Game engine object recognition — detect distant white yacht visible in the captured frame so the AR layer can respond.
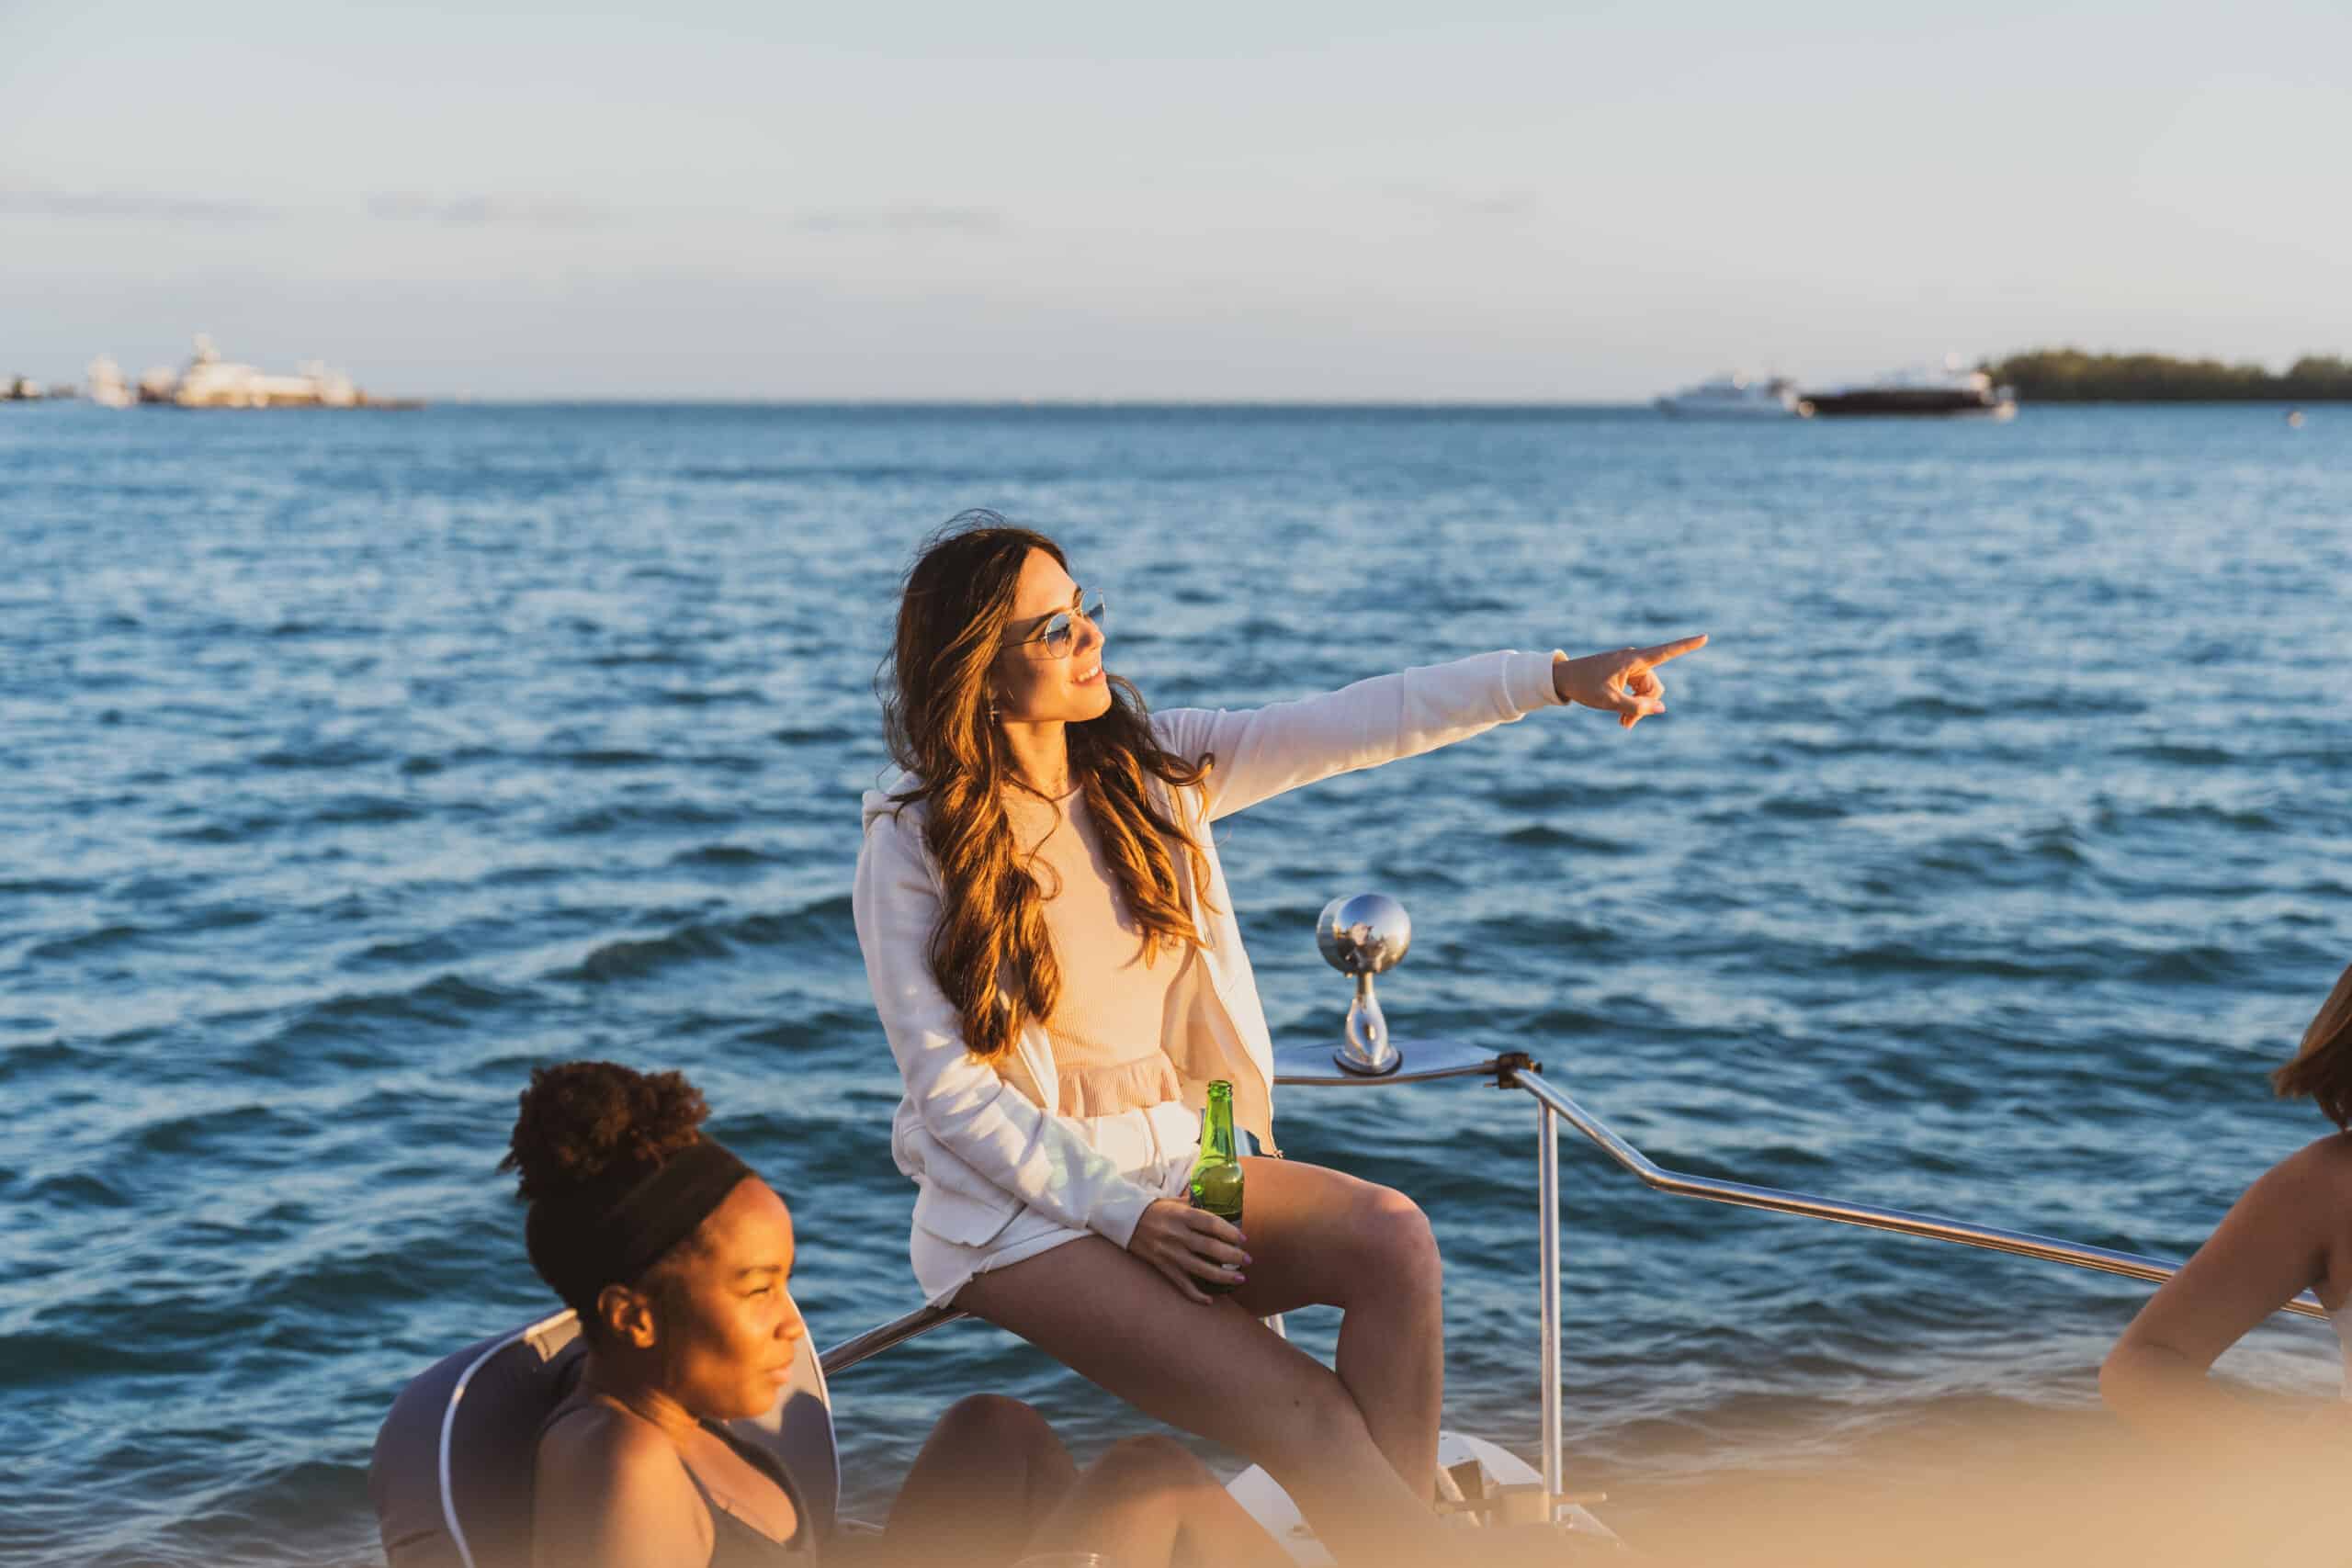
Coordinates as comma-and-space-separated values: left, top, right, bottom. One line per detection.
166, 333, 360, 409
1654, 371, 1813, 419
85, 356, 132, 410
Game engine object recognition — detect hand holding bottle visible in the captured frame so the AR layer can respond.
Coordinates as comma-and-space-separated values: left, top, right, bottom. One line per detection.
1127, 1198, 1249, 1305
1128, 1079, 1253, 1303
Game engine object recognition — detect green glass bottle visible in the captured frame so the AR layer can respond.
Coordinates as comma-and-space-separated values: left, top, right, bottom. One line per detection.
1188, 1079, 1245, 1296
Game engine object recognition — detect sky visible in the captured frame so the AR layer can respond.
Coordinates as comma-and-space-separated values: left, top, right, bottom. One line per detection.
4, 0, 2348, 400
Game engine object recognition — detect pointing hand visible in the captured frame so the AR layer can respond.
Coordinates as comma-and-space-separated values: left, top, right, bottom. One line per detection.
1552, 635, 1709, 728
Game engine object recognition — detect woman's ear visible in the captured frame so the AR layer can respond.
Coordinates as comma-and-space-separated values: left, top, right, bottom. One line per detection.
596, 1283, 660, 1349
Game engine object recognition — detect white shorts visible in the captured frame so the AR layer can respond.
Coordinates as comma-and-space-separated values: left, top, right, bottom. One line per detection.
910, 1142, 1198, 1308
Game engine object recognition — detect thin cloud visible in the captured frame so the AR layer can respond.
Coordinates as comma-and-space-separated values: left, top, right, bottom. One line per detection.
787, 205, 1003, 235
366, 193, 612, 228
0, 186, 282, 222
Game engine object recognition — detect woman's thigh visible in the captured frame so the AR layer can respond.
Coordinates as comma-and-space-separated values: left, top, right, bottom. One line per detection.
953, 1235, 1341, 1455
956, 1235, 1453, 1568
1223, 1156, 1436, 1319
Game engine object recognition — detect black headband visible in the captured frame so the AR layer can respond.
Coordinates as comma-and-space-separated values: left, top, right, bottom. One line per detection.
526, 1139, 754, 1317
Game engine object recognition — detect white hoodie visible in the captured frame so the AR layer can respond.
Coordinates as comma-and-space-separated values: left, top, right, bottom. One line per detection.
853, 649, 1567, 1255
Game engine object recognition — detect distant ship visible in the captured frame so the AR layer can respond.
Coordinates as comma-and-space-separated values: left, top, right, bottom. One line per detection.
1802, 359, 2018, 419
157, 333, 360, 408
121, 334, 420, 410
86, 356, 132, 410
1655, 372, 1813, 419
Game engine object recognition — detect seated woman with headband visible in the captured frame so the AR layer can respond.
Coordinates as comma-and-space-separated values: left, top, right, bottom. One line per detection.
509, 1059, 1286, 1568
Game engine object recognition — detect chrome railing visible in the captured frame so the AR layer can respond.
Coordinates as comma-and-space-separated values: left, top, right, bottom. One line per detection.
819, 1303, 967, 1376
820, 897, 2324, 1516
1510, 1066, 2327, 1316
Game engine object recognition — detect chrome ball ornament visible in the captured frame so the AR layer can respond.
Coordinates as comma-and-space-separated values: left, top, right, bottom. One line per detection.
1317, 893, 1412, 976
1317, 893, 1411, 1075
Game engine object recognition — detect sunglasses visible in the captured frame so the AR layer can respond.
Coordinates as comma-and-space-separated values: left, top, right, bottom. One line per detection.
1004, 589, 1107, 659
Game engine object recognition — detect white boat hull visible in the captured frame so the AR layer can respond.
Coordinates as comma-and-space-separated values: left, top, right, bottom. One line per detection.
1225, 1428, 1623, 1562
1655, 396, 1810, 418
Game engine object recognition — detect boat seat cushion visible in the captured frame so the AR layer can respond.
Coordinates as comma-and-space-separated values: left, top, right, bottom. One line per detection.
371, 1315, 587, 1568
369, 1312, 839, 1567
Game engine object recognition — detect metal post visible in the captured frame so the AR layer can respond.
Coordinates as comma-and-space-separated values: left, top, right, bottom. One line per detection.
1538, 1096, 1562, 1507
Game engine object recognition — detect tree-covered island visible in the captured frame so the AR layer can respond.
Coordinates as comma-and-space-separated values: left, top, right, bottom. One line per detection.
1984, 348, 2352, 401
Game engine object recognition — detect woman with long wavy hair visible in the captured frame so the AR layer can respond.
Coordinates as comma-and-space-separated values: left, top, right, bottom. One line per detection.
853, 511, 1705, 1562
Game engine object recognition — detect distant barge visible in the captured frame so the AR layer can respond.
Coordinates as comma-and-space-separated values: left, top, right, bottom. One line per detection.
1803, 362, 2017, 419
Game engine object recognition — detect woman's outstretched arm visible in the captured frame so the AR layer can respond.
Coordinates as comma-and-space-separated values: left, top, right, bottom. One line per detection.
1154, 638, 1703, 823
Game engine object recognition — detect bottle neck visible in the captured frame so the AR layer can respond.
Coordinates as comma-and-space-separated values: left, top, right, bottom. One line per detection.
1199, 1088, 1238, 1161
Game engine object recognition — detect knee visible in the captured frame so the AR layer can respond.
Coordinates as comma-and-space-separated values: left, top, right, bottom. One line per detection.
1093, 1434, 1214, 1493
931, 1393, 1057, 1456
1359, 1186, 1441, 1288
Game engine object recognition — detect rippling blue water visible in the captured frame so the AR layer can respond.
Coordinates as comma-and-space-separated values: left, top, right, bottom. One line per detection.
3, 401, 2346, 1565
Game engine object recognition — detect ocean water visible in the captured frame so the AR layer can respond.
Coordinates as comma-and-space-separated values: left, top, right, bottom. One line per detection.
2, 401, 2346, 1566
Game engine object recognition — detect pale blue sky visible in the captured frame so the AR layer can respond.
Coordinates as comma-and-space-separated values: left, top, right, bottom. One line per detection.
5, 1, 2346, 399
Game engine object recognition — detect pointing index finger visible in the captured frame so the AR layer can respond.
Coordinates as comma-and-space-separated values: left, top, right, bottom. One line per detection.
1632, 633, 1709, 667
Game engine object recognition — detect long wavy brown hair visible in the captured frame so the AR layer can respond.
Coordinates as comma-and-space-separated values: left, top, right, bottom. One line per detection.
880, 512, 1215, 1063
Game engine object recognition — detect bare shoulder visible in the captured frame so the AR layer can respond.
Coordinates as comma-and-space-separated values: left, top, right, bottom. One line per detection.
536, 1404, 700, 1534
2234, 1132, 2352, 1276
541, 1400, 671, 1465
2265, 1131, 2352, 1197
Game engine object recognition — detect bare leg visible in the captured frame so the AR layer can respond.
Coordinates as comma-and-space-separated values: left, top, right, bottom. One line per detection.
884, 1393, 1080, 1565
1019, 1435, 1291, 1568
956, 1236, 1454, 1568
1223, 1158, 1445, 1502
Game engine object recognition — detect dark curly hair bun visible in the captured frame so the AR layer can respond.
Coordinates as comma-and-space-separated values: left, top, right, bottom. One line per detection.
501, 1060, 711, 1204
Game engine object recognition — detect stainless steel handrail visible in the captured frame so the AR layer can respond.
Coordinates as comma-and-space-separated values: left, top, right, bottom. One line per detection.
821, 1303, 966, 1377
820, 1047, 2323, 1421
1507, 1068, 2329, 1321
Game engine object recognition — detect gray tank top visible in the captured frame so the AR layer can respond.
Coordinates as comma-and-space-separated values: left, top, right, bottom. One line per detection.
677, 1425, 810, 1568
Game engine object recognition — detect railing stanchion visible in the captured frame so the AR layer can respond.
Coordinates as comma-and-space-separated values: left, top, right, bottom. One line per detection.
1537, 1093, 1563, 1510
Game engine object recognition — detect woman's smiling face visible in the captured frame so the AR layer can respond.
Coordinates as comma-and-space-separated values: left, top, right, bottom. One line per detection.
990, 548, 1110, 727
